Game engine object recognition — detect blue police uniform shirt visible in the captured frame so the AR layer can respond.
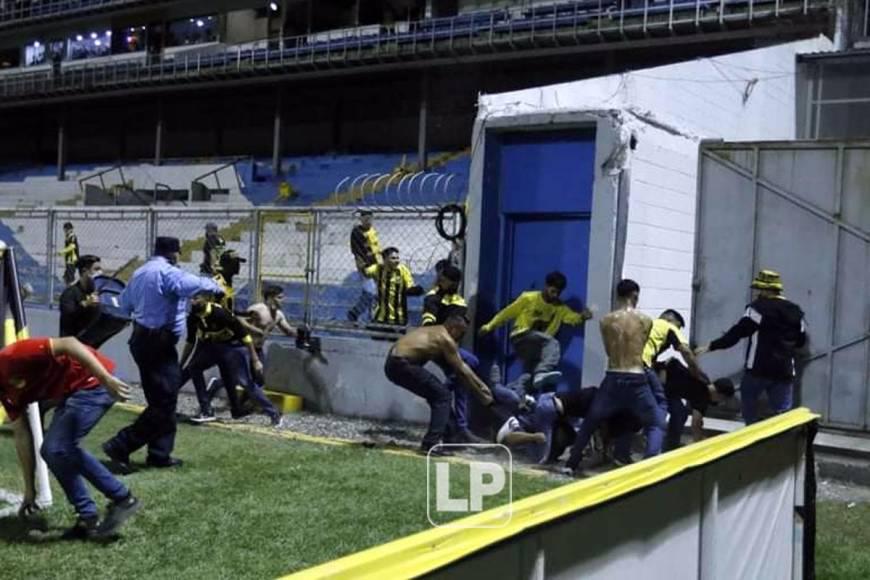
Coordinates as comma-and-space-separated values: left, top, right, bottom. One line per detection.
120, 256, 221, 337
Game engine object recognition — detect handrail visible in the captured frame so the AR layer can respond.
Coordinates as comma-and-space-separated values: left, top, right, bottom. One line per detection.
0, 0, 831, 101
191, 157, 246, 192
78, 163, 124, 194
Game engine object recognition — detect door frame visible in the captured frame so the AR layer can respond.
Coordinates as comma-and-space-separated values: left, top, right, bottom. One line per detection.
464, 112, 628, 387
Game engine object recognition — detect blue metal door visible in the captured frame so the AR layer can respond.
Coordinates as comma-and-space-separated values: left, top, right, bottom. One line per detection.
477, 128, 596, 392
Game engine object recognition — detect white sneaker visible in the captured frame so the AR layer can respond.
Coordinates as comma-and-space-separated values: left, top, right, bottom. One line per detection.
496, 416, 521, 444
532, 371, 562, 389
190, 412, 217, 424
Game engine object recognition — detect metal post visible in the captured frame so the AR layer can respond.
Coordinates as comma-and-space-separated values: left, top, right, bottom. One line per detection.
251, 209, 262, 302
155, 99, 164, 166
272, 88, 283, 177
56, 117, 66, 181
418, 70, 430, 171
698, 475, 718, 579
45, 210, 55, 306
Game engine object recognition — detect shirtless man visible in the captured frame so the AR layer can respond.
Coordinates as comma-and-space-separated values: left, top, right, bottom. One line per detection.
384, 315, 493, 455
209, 285, 297, 411
563, 279, 666, 475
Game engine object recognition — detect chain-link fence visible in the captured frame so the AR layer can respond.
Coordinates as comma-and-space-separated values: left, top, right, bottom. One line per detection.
0, 205, 460, 336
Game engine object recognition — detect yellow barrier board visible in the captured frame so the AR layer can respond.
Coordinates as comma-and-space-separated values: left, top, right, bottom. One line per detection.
282, 408, 818, 580
232, 387, 303, 413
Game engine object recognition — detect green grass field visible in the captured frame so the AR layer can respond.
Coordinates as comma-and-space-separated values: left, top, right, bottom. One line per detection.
0, 408, 557, 579
817, 502, 870, 580
2, 408, 869, 579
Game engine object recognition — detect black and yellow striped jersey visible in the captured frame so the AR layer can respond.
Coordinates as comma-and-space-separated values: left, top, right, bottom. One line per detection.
421, 288, 467, 326
364, 263, 423, 325
350, 225, 382, 271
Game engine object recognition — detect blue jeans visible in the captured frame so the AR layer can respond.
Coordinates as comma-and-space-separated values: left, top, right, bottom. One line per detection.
445, 348, 477, 433
203, 342, 280, 421
740, 373, 793, 424
614, 369, 668, 460
42, 387, 129, 518
567, 372, 666, 469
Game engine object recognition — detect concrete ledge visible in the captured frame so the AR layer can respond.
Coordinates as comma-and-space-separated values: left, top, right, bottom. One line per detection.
264, 338, 430, 424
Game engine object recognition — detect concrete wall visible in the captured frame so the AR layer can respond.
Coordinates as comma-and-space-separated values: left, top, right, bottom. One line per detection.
474, 36, 834, 334
265, 338, 429, 422
225, 9, 268, 44
25, 305, 429, 423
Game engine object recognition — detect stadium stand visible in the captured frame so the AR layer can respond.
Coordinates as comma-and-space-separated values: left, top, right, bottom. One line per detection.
0, 0, 827, 100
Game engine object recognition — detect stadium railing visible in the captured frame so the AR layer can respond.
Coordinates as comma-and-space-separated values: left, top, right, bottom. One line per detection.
0, 0, 830, 100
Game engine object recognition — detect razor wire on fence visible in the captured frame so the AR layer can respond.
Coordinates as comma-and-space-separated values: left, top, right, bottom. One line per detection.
0, 205, 462, 337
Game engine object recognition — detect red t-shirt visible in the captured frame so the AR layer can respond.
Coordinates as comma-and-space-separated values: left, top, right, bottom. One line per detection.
0, 338, 115, 421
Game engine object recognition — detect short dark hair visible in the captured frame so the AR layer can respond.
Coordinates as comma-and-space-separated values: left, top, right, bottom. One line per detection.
441, 265, 462, 283
382, 247, 399, 259
616, 279, 640, 298
714, 378, 736, 398
63, 222, 74, 230
660, 309, 686, 328
545, 271, 567, 291
263, 285, 283, 300
357, 209, 373, 217
75, 255, 100, 273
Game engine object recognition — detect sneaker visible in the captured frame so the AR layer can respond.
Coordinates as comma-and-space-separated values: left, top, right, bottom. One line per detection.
270, 414, 285, 429
101, 442, 132, 475
496, 417, 521, 444
190, 412, 217, 424
559, 465, 582, 478
145, 456, 184, 469
61, 515, 99, 540
95, 495, 141, 538
450, 430, 488, 445
613, 454, 634, 467
532, 371, 562, 389
420, 444, 453, 457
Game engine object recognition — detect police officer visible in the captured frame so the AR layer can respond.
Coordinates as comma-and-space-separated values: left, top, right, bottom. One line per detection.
102, 237, 221, 470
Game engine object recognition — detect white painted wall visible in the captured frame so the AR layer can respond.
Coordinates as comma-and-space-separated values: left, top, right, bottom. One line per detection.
474, 36, 833, 333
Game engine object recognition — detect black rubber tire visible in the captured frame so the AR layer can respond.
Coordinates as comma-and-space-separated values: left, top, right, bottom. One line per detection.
436, 203, 466, 241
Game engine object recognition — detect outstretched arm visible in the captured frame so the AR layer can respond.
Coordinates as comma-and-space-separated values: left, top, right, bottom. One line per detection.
50, 337, 131, 401
440, 334, 492, 405
480, 294, 527, 334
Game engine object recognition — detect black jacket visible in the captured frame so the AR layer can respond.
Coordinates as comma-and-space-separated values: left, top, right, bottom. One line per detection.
710, 296, 806, 381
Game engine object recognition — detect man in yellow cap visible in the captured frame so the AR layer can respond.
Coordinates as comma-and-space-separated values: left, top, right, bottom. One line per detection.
695, 270, 806, 424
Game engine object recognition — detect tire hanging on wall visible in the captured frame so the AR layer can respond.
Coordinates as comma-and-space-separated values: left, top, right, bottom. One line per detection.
435, 203, 467, 242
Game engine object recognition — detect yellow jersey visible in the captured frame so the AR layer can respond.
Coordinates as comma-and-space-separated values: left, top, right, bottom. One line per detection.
642, 318, 688, 368
483, 291, 588, 338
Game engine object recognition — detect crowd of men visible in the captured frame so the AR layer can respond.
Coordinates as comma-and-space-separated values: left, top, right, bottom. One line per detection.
0, 212, 807, 540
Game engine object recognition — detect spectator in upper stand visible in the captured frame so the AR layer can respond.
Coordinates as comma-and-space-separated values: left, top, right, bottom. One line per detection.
347, 210, 382, 323
695, 269, 807, 425
479, 271, 593, 395
59, 254, 102, 342
200, 222, 225, 276
59, 222, 80, 286
366, 247, 424, 327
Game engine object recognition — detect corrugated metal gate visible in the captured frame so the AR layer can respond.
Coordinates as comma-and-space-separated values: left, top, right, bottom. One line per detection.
692, 141, 870, 431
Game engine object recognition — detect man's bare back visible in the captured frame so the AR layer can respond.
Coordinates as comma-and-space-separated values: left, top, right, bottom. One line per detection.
600, 308, 652, 373
391, 325, 454, 363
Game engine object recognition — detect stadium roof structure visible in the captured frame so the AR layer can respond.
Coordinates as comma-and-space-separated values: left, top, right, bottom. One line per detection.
0, 0, 832, 109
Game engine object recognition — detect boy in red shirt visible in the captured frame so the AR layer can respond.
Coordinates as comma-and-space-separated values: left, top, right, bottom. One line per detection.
0, 337, 140, 539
